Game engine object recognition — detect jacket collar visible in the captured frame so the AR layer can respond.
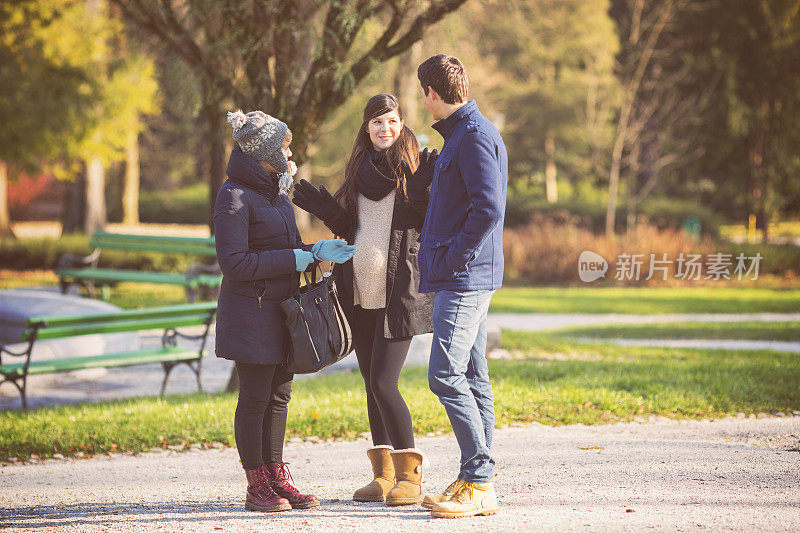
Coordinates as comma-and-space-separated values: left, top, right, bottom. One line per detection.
432, 99, 479, 139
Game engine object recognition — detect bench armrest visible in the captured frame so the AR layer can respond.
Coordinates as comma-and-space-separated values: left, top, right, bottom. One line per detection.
185, 262, 221, 279
57, 248, 101, 271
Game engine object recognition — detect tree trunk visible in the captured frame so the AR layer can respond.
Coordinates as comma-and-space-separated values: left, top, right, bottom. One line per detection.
606, 138, 624, 240
61, 171, 86, 234
122, 130, 140, 226
293, 161, 312, 234
204, 101, 227, 234
84, 155, 107, 234
606, 0, 676, 241
0, 160, 13, 238
544, 127, 558, 203
626, 141, 641, 238
393, 41, 423, 128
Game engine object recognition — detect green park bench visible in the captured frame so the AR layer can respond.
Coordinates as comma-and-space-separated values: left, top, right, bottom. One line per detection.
0, 302, 217, 410
56, 231, 221, 302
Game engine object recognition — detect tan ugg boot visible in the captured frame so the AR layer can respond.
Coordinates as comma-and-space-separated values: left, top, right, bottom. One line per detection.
430, 481, 499, 518
385, 449, 424, 506
353, 446, 395, 502
421, 478, 464, 509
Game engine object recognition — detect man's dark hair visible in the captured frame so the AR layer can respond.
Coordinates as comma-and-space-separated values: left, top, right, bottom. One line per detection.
417, 54, 469, 104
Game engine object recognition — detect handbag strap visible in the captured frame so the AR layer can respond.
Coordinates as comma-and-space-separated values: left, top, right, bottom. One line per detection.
327, 234, 349, 275
302, 265, 324, 287
329, 280, 353, 356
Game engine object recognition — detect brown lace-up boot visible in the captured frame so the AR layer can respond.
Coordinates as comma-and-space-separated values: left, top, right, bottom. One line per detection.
244, 467, 292, 512
264, 462, 320, 509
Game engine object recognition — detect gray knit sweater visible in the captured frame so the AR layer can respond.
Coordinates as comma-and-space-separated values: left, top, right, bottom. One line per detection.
352, 190, 395, 309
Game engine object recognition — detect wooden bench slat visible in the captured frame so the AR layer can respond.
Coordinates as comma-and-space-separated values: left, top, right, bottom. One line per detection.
27, 315, 213, 341
26, 303, 218, 328
87, 242, 217, 256
91, 231, 215, 245
57, 268, 221, 287
0, 346, 198, 378
89, 232, 217, 257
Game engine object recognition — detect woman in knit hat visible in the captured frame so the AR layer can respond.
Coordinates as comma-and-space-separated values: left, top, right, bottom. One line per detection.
292, 93, 439, 506
215, 109, 356, 513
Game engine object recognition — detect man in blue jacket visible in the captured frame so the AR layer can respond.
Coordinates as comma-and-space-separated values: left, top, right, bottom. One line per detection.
411, 54, 508, 519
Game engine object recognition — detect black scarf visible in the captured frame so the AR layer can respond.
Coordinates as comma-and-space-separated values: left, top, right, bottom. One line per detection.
225, 144, 279, 200
356, 149, 398, 201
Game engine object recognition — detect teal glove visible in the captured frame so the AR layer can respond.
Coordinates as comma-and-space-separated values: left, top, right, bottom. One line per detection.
293, 249, 315, 271
313, 238, 356, 264
311, 239, 325, 259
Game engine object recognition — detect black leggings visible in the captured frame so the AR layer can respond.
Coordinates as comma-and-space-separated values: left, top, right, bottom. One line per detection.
352, 306, 415, 450
234, 361, 293, 470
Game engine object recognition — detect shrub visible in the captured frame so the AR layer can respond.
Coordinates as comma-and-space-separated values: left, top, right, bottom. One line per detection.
139, 184, 208, 224
502, 215, 759, 285
505, 194, 721, 238
0, 234, 209, 272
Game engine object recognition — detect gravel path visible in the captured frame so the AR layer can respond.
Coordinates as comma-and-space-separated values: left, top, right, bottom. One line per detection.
2, 416, 799, 532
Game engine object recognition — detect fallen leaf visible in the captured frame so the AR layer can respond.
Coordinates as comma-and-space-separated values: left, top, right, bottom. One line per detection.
578, 445, 604, 450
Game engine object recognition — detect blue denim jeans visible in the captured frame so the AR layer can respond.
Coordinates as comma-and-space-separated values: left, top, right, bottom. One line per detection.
428, 289, 496, 483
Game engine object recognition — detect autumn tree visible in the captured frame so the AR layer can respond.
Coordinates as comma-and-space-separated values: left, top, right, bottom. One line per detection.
111, 0, 469, 228
0, 0, 94, 236
471, 0, 619, 204
710, 1, 800, 240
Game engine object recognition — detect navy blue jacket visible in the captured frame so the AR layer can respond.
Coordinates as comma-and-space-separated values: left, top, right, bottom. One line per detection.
214, 146, 314, 365
416, 100, 508, 293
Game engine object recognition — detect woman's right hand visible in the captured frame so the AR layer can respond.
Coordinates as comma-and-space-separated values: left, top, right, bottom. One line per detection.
292, 179, 343, 224
293, 249, 315, 272
408, 148, 438, 195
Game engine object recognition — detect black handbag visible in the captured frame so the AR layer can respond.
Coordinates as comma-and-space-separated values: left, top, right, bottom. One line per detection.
280, 267, 353, 374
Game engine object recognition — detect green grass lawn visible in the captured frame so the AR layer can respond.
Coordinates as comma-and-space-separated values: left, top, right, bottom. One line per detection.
545, 321, 800, 341
490, 286, 800, 314
3, 332, 798, 461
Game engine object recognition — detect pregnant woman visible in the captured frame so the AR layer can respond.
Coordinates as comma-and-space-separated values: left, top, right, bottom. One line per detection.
292, 93, 438, 506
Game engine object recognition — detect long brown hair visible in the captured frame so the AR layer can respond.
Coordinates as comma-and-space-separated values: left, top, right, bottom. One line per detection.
335, 93, 420, 217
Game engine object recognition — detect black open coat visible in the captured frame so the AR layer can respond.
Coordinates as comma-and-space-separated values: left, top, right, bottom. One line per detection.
322, 164, 433, 340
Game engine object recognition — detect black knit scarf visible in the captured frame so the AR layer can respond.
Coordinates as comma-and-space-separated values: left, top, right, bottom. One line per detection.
225, 144, 279, 200
356, 149, 397, 201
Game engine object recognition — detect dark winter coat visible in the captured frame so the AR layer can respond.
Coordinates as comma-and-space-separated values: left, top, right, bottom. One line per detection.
319, 154, 434, 340
214, 145, 315, 365
416, 100, 508, 293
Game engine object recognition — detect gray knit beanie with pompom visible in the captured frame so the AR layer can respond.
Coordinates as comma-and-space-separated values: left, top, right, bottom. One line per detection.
227, 110, 289, 173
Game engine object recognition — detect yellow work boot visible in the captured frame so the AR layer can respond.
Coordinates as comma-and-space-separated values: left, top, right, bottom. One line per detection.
353, 445, 395, 502
430, 481, 499, 518
385, 449, 424, 506
421, 478, 464, 509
